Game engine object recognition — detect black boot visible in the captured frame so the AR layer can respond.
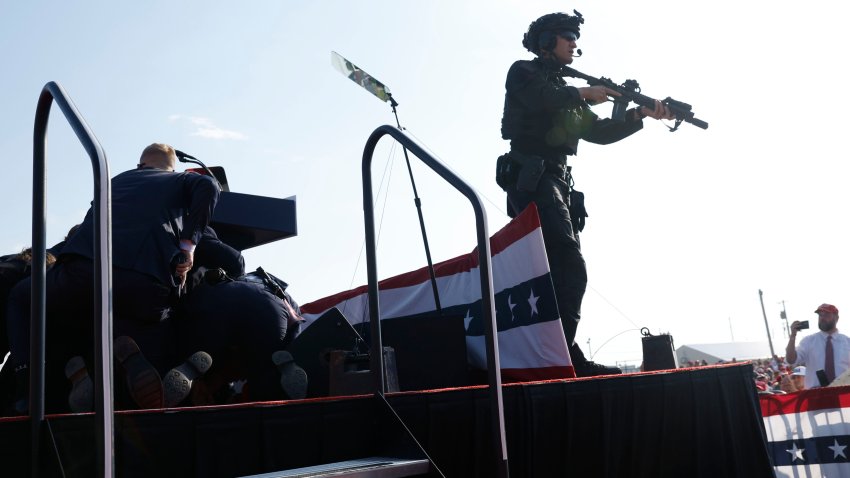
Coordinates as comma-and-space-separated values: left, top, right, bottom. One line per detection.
569, 343, 622, 377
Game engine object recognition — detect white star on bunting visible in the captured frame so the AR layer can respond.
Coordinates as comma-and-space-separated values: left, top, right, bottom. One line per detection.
528, 289, 539, 317
508, 295, 517, 321
829, 439, 847, 459
464, 309, 474, 331
786, 443, 805, 462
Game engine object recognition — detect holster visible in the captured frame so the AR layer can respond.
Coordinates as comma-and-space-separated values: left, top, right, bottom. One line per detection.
515, 155, 546, 192
497, 151, 547, 192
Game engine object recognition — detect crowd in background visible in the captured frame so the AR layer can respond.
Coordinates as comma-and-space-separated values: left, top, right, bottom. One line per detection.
679, 355, 808, 395
748, 356, 808, 395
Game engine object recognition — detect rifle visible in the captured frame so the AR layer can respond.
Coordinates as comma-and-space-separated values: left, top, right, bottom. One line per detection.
561, 66, 708, 132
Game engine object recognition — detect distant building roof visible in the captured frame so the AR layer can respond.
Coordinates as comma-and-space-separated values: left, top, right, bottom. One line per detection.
676, 341, 771, 364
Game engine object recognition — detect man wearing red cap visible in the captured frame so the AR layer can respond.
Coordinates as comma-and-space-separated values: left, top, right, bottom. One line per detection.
786, 303, 850, 389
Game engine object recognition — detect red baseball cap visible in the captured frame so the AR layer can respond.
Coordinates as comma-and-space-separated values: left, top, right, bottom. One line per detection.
815, 303, 839, 314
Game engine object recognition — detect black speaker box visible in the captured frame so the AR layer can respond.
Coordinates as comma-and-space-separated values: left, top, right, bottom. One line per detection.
642, 333, 678, 372
356, 313, 469, 392
288, 307, 364, 398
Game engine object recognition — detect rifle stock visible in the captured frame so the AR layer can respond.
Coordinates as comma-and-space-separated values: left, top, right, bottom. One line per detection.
561, 66, 708, 131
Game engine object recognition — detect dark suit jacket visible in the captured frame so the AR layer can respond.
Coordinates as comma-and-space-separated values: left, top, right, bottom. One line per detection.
195, 226, 245, 279
62, 168, 219, 288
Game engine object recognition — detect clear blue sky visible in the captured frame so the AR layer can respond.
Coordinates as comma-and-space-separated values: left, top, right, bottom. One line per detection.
2, 1, 848, 367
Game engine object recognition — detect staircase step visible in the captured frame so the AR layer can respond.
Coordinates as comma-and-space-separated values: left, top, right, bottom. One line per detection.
238, 457, 430, 478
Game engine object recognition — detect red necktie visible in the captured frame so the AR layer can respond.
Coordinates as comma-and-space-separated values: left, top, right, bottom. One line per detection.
825, 335, 835, 384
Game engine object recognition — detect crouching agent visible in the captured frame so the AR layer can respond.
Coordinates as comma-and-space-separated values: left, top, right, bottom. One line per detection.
176, 267, 307, 404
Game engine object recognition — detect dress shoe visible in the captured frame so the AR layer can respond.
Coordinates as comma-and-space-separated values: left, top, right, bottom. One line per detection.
271, 351, 308, 400
65, 356, 93, 413
114, 335, 164, 409
163, 351, 212, 408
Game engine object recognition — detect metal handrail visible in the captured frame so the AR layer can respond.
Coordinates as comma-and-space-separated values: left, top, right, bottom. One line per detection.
361, 125, 509, 478
32, 81, 113, 477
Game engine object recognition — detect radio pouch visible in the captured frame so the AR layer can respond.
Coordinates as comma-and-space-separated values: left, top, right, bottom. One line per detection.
495, 153, 515, 190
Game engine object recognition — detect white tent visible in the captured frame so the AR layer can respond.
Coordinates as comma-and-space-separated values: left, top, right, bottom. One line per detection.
676, 341, 772, 365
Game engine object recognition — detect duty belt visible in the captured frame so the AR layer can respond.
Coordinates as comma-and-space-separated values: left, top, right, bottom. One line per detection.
510, 150, 570, 180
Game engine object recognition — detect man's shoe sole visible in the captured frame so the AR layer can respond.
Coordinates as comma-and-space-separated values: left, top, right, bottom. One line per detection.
163, 351, 212, 408
65, 356, 94, 413
272, 351, 308, 400
114, 336, 164, 409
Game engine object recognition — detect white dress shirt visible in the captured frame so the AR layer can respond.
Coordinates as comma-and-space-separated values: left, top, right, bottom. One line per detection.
794, 329, 850, 389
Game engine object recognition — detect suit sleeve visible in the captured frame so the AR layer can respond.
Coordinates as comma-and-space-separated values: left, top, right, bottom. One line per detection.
195, 226, 246, 277
180, 174, 220, 245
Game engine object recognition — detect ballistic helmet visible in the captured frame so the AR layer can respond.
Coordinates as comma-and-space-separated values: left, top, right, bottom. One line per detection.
523, 10, 584, 55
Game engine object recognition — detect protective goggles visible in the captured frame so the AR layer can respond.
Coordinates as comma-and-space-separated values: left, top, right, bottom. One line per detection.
558, 31, 578, 42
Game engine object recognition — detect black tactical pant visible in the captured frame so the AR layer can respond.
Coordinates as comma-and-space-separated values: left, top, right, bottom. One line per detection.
506, 172, 588, 363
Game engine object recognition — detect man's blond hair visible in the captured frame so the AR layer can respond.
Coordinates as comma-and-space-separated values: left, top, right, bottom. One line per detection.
139, 143, 176, 170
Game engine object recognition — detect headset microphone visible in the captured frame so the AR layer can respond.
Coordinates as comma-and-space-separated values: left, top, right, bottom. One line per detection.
574, 49, 583, 57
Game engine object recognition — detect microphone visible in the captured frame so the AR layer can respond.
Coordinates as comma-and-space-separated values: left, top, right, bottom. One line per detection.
173, 150, 226, 191
574, 49, 583, 57
175, 149, 197, 161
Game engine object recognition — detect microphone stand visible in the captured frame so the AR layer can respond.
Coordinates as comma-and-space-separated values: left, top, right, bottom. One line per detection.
388, 93, 442, 314
175, 150, 224, 191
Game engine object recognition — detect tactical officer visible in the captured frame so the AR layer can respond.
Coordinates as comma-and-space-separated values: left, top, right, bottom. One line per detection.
497, 11, 673, 377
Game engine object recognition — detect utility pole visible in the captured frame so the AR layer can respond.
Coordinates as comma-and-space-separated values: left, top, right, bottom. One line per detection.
779, 300, 790, 338
586, 338, 592, 358
758, 289, 776, 357
728, 317, 734, 341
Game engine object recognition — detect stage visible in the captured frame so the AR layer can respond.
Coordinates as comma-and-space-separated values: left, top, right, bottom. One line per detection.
11, 99, 773, 476
0, 363, 774, 477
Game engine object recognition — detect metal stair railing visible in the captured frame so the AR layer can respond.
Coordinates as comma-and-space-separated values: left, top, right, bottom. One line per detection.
32, 81, 114, 478
361, 125, 509, 478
